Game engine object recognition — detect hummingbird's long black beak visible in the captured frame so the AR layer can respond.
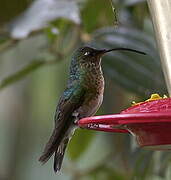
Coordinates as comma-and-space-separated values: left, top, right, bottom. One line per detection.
98, 48, 146, 56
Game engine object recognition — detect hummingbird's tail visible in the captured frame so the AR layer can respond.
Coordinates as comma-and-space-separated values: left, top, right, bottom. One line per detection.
39, 127, 70, 172
54, 138, 69, 172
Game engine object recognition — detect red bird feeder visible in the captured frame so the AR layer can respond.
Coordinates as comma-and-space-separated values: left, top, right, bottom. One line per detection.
78, 94, 171, 150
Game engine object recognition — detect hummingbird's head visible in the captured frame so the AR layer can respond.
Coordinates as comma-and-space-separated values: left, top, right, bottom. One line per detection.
75, 46, 106, 64
72, 46, 146, 72
74, 46, 146, 65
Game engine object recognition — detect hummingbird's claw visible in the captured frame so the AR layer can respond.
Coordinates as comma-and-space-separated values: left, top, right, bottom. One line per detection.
72, 111, 79, 124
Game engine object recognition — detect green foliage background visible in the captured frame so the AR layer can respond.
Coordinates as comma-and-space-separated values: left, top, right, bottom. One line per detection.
0, 0, 170, 180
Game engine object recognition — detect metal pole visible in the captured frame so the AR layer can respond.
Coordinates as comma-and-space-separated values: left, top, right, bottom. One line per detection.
147, 0, 171, 96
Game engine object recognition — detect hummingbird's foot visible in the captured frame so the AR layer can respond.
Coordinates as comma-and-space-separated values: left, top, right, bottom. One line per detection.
72, 112, 79, 124
74, 120, 78, 125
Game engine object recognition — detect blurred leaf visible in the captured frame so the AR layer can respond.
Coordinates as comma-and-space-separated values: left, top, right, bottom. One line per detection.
0, 0, 31, 25
123, 0, 145, 6
132, 151, 154, 179
8, 0, 80, 39
93, 27, 157, 57
0, 60, 47, 90
0, 39, 18, 53
105, 168, 126, 180
88, 165, 126, 180
82, 0, 114, 32
68, 129, 95, 161
91, 27, 167, 97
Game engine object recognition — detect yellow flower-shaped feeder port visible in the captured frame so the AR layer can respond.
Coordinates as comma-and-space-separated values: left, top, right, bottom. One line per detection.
132, 93, 168, 106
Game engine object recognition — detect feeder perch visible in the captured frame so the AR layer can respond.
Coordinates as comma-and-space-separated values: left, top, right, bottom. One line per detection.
78, 95, 171, 150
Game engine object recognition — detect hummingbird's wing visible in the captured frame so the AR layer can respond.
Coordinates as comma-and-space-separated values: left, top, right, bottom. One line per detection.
39, 84, 85, 170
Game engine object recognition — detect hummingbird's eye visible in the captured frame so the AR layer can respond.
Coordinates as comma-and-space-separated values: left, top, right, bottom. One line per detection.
84, 52, 90, 56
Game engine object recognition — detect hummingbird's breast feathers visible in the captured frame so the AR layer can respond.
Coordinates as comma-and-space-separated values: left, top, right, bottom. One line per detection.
83, 65, 104, 95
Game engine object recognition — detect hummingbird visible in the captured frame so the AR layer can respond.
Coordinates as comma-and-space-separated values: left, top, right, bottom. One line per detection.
39, 46, 145, 172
